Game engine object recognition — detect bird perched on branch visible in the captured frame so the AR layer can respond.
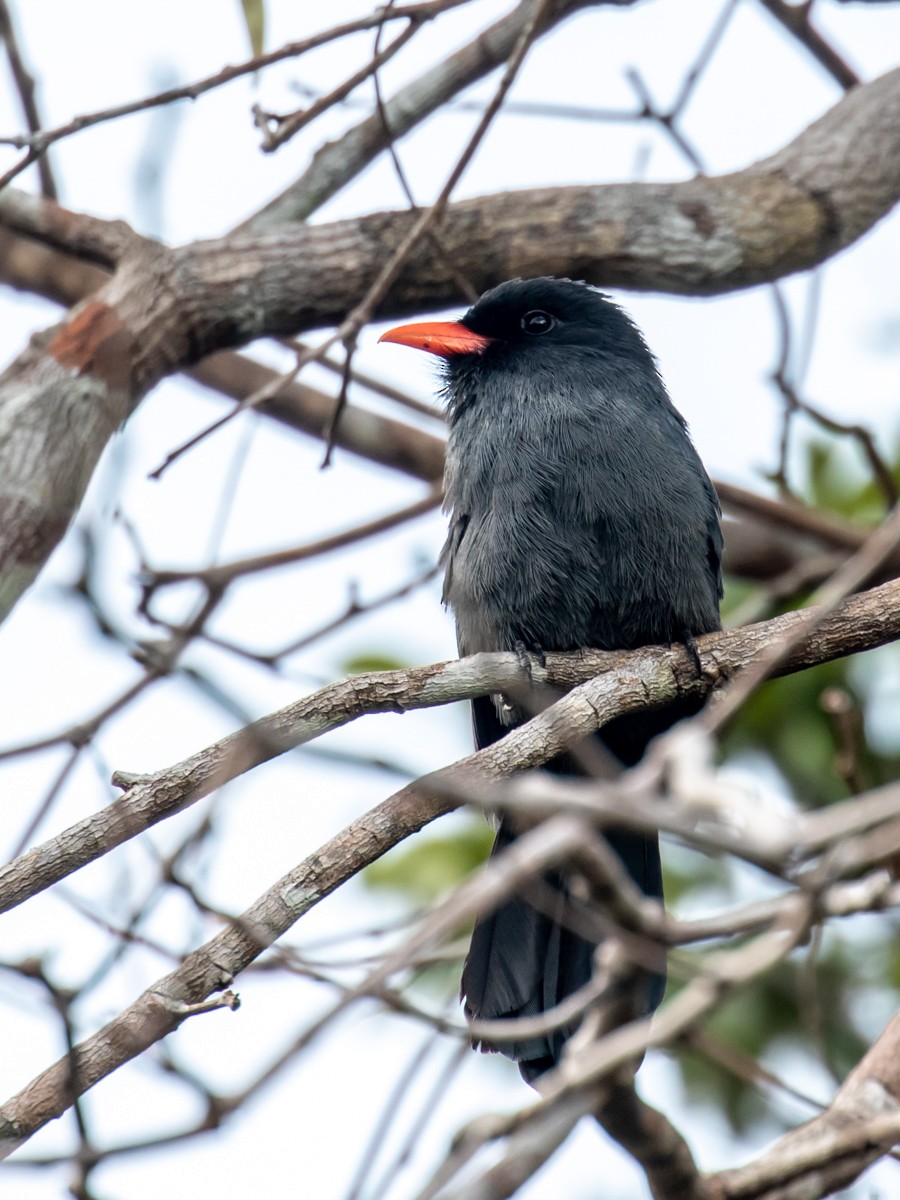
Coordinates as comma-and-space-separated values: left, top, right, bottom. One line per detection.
380, 278, 722, 1082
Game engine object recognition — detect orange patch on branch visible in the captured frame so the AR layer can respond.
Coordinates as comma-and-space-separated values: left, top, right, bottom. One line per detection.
49, 301, 133, 392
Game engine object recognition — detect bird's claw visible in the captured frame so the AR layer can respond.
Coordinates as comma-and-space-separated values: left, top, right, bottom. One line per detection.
513, 639, 546, 679
680, 630, 703, 679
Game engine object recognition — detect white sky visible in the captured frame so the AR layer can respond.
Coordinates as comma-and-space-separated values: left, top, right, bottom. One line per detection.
1, 2, 899, 1198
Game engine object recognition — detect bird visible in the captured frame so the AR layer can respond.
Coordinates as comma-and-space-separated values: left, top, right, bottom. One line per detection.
379, 277, 723, 1083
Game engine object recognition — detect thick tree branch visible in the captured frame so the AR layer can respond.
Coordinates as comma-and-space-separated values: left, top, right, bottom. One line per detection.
175, 64, 900, 329
2, 69, 899, 615
4, 225, 889, 549
0, 237, 890, 584
0, 225, 889, 586
596, 1084, 709, 1200
0, 223, 449, 481
0, 187, 145, 266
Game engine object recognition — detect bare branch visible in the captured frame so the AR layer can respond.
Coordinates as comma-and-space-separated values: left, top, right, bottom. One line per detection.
147, 0, 554, 475
3, 6, 900, 1191
3, 576, 900, 1157
596, 1083, 708, 1200
144, 485, 441, 592
244, 0, 613, 229
714, 480, 893, 559
0, 187, 143, 266
0, 0, 57, 198
2, 574, 900, 915
710, 1009, 900, 1199
431, 907, 810, 1196
2, 65, 899, 618
189, 350, 447, 481
0, 0, 475, 192
757, 0, 860, 91
252, 19, 423, 153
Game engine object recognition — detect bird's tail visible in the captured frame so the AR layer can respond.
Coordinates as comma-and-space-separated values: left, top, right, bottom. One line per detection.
461, 695, 669, 1081
461, 819, 663, 1080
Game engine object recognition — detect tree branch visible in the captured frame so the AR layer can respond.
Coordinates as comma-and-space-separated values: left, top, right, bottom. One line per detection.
709, 1008, 900, 1199
2, 574, 899, 915
0, 224, 890, 585
0, 188, 145, 266
243, 0, 611, 229
756, 0, 859, 91
0, 0, 57, 199
596, 1084, 709, 1200
0, 0, 475, 192
2, 570, 900, 1155
2, 68, 899, 617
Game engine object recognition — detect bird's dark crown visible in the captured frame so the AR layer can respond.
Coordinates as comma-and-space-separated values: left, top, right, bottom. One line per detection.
458, 277, 655, 365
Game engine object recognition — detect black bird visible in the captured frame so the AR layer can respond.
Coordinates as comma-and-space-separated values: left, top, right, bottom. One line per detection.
380, 278, 722, 1082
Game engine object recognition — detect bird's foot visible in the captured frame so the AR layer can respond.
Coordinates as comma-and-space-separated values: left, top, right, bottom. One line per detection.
513, 639, 546, 680
680, 629, 703, 679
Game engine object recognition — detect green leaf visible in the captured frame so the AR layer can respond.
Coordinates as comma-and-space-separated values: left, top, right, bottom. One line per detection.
663, 850, 729, 909
239, 0, 265, 57
341, 652, 409, 675
800, 435, 898, 524
365, 821, 494, 904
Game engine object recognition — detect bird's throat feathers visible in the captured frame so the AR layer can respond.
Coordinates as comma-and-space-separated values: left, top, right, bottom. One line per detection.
441, 345, 680, 439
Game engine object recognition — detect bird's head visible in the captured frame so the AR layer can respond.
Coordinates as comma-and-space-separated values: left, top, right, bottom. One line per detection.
378, 277, 656, 374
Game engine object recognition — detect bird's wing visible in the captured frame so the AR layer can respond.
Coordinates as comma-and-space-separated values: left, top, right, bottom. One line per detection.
704, 473, 725, 602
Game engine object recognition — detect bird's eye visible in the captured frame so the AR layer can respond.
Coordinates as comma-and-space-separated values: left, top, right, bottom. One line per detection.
520, 310, 555, 335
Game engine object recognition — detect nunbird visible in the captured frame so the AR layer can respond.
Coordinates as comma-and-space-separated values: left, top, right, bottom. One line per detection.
380, 277, 722, 1081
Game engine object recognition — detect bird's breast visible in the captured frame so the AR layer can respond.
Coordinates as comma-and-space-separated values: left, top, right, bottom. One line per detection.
443, 391, 720, 655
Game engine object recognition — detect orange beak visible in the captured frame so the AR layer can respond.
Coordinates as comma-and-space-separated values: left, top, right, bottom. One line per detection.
378, 321, 494, 358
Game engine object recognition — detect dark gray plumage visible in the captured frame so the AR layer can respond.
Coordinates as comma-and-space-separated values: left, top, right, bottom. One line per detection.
442, 279, 721, 661
382, 277, 723, 1081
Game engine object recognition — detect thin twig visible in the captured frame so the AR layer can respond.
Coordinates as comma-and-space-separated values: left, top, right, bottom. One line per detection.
241, 0, 604, 230
320, 0, 555, 462
197, 562, 440, 668
0, 0, 56, 198
254, 19, 423, 152
0, 0, 474, 192
279, 336, 445, 421
145, 486, 441, 593
757, 0, 859, 90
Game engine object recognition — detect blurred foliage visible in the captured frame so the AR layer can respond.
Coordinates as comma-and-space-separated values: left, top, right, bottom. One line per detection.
366, 822, 494, 993
674, 938, 870, 1130
663, 848, 730, 909
239, 0, 265, 58
342, 651, 410, 675
361, 434, 900, 1132
720, 435, 900, 809
801, 434, 900, 527
366, 821, 494, 905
